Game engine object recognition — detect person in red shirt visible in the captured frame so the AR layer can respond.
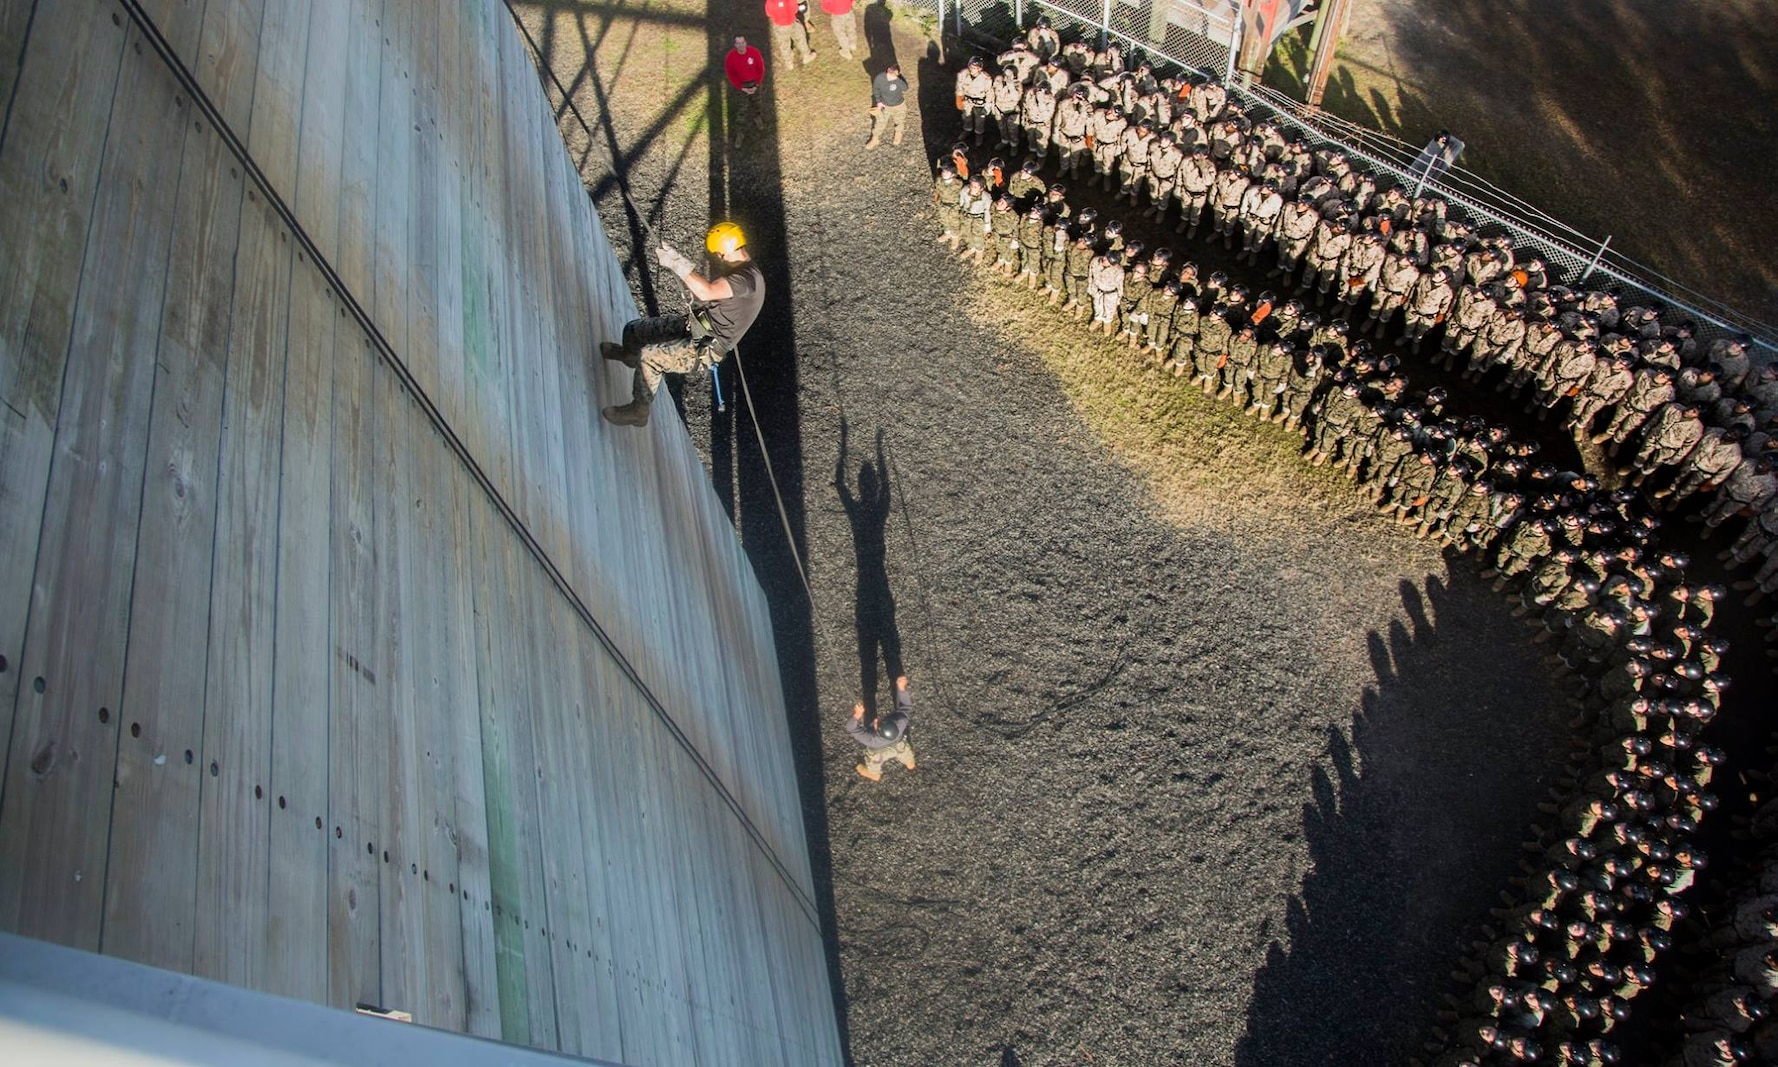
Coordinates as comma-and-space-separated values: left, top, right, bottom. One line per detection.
819, 0, 857, 60
763, 0, 816, 68
724, 35, 765, 146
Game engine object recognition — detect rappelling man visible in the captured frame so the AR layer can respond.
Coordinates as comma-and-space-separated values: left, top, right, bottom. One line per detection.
600, 221, 766, 427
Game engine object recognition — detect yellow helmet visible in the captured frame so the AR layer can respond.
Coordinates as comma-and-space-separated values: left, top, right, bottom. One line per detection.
706, 221, 746, 256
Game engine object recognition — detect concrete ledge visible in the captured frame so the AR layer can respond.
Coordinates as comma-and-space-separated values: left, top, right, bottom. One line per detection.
0, 934, 616, 1067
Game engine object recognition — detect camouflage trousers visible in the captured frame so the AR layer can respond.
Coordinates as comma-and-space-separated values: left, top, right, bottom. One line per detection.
618, 315, 719, 399
861, 739, 916, 775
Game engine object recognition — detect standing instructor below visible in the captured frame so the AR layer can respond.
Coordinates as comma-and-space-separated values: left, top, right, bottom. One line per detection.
601, 222, 765, 427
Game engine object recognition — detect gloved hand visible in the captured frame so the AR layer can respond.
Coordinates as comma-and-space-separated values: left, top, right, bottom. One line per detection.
656, 242, 693, 275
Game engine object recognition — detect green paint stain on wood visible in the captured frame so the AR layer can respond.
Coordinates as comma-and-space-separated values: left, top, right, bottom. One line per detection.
461, 183, 490, 379
477, 674, 531, 1043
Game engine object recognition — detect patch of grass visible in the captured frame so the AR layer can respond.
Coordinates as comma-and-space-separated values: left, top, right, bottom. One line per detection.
959, 273, 1372, 537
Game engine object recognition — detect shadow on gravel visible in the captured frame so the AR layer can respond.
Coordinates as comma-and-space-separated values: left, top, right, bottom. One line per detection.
518, 1, 856, 1054
697, 7, 859, 1060
862, 0, 897, 78
1236, 574, 1556, 1067
916, 39, 952, 171
834, 420, 905, 715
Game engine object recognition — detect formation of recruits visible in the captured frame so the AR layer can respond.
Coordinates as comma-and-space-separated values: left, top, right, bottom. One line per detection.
931, 22, 1778, 1067
1650, 796, 1778, 1067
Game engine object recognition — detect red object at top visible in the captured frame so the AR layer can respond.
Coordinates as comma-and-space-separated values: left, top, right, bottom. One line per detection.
725, 45, 765, 89
764, 0, 799, 26
820, 0, 855, 13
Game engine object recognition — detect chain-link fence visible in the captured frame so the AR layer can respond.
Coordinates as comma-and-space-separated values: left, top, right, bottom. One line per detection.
914, 0, 1777, 356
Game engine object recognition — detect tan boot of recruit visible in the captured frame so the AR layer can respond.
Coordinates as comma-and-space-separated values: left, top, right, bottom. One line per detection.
602, 398, 652, 427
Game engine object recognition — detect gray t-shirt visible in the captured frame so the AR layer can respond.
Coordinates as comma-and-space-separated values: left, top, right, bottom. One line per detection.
696, 259, 765, 347
872, 71, 909, 107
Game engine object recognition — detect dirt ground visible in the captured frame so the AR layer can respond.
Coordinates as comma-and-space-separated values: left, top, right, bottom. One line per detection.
508, 2, 1756, 1064
1276, 0, 1778, 330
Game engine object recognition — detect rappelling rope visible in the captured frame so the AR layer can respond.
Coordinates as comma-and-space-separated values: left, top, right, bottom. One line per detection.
730, 341, 817, 606
503, 5, 817, 608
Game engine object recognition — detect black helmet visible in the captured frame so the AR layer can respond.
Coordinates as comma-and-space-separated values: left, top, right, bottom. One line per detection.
875, 717, 904, 743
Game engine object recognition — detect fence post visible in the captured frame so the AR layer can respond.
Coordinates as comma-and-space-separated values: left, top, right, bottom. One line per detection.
1015, 0, 1023, 30
1100, 0, 1111, 49
1223, 9, 1240, 84
1579, 236, 1612, 284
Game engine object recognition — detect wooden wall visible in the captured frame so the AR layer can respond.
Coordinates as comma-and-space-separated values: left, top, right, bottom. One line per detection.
0, 1, 841, 1063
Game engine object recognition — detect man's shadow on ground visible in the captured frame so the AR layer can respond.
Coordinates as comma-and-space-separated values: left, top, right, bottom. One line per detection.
862, 0, 896, 77
835, 419, 904, 715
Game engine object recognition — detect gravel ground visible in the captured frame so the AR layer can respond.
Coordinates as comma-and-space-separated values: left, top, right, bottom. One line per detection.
514, 4, 1584, 1063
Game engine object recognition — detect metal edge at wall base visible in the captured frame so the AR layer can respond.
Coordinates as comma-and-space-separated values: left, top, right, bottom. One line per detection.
0, 932, 622, 1067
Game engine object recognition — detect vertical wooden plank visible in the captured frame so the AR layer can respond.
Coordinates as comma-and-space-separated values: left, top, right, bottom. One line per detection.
561, 629, 623, 1065
431, 0, 467, 433
495, 29, 546, 534
407, 413, 468, 1031
658, 723, 721, 1066
372, 0, 412, 376
609, 685, 675, 1063
264, 256, 337, 1003
531, 590, 592, 1057
291, 0, 347, 266
468, 495, 533, 1045
405, 0, 443, 410
326, 327, 382, 1012
0, 0, 128, 832
368, 7, 420, 1029
0, 29, 184, 947
440, 463, 500, 1039
332, 0, 379, 303
245, 0, 309, 201
639, 715, 696, 1065
372, 372, 421, 1017
399, 26, 448, 1024
0, 0, 35, 127
470, 0, 513, 498
501, 557, 560, 1049
455, 170, 495, 490
194, 0, 265, 139
751, 846, 804, 1067
101, 97, 244, 972
192, 183, 292, 989
260, 0, 344, 1010
581, 650, 643, 1060
135, 0, 205, 64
